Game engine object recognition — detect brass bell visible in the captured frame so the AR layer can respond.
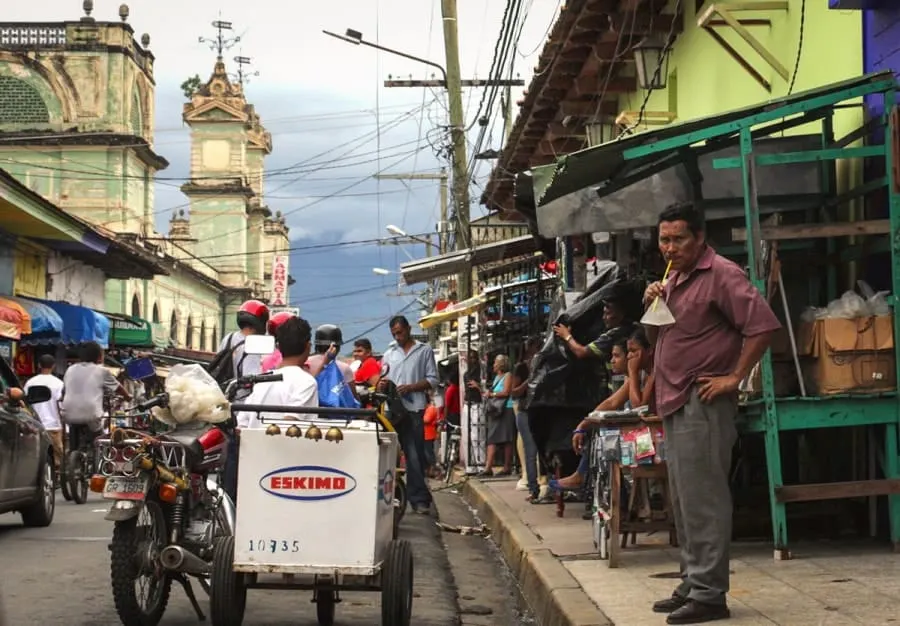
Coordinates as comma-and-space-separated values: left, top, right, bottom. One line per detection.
325, 426, 344, 443
265, 424, 281, 436
285, 425, 302, 438
304, 424, 322, 441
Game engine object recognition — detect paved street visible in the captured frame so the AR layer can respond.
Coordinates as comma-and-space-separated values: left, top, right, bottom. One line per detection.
0, 485, 530, 626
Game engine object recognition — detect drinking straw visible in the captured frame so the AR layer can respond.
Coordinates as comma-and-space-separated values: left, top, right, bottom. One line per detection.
650, 260, 673, 312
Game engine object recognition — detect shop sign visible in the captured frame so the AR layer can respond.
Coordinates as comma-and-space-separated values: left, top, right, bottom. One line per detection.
270, 255, 289, 307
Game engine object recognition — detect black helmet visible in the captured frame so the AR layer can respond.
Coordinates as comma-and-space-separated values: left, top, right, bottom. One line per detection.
314, 324, 343, 349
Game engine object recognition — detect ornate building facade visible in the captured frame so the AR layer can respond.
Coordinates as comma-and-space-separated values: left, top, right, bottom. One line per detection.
0, 2, 289, 349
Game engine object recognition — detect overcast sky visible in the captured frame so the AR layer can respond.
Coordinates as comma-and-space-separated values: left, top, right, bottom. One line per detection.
8, 0, 559, 349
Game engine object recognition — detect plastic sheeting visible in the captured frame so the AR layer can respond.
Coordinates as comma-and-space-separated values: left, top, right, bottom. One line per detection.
20, 298, 109, 347
524, 261, 642, 410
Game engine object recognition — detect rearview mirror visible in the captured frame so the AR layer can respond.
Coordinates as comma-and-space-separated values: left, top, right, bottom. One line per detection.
24, 385, 51, 405
244, 334, 276, 356
124, 357, 156, 381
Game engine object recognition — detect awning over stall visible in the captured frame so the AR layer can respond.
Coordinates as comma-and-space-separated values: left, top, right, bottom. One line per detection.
102, 311, 170, 348
400, 235, 541, 285
0, 300, 25, 340
528, 72, 894, 237
25, 298, 110, 347
418, 294, 488, 330
2, 296, 64, 345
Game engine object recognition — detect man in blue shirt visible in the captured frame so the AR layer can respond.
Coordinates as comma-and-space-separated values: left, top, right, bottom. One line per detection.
380, 315, 439, 515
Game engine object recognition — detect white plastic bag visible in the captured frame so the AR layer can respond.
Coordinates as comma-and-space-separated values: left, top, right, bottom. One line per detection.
162, 364, 230, 425
825, 291, 869, 319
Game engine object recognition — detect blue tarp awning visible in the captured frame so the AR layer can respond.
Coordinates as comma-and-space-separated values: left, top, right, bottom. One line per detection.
20, 298, 110, 347
3, 295, 64, 345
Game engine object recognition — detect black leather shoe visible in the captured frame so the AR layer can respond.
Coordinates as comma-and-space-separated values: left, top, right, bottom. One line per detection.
652, 594, 688, 614
666, 600, 730, 624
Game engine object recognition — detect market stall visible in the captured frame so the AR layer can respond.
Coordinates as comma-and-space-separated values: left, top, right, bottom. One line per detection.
527, 71, 900, 559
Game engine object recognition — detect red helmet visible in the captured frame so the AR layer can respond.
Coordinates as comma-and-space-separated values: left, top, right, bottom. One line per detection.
267, 311, 295, 336
237, 300, 270, 334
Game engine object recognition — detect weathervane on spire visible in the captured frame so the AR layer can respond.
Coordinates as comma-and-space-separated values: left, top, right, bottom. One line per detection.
198, 13, 241, 59
232, 53, 260, 87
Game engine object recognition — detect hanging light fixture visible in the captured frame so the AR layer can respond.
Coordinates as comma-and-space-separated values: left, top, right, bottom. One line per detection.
633, 34, 671, 91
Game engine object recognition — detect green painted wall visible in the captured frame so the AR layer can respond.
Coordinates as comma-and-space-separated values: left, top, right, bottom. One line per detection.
619, 2, 862, 141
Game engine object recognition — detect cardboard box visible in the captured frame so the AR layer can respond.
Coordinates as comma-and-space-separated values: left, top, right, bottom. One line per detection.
797, 315, 896, 395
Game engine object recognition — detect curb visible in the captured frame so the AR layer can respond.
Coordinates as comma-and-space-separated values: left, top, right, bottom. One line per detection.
462, 479, 613, 626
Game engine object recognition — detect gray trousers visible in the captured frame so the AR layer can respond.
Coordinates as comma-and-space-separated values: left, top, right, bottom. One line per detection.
664, 387, 737, 606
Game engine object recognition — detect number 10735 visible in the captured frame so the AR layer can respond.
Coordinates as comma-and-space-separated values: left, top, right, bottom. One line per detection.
248, 539, 299, 554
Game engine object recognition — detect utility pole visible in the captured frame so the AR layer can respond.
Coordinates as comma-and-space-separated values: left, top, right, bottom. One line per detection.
374, 170, 449, 254
384, 1, 524, 300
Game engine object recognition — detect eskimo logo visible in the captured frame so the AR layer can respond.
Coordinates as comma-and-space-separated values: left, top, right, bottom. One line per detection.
378, 470, 394, 505
260, 466, 357, 501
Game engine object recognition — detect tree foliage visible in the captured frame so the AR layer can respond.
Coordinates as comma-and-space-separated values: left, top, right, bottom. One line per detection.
180, 75, 203, 99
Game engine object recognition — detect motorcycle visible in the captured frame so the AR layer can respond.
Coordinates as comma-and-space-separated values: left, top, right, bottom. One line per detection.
94, 368, 281, 626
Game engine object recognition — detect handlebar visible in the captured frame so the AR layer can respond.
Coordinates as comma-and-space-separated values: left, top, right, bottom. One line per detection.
225, 373, 284, 401
136, 393, 168, 412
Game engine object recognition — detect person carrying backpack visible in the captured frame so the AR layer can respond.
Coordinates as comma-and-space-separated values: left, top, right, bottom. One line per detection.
212, 299, 269, 503
208, 299, 270, 393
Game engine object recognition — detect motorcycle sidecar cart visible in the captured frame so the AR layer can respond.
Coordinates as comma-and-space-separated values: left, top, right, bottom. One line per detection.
209, 405, 412, 626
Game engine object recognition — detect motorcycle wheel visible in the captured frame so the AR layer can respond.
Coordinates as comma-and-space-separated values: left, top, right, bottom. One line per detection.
66, 450, 88, 505
59, 463, 73, 502
110, 498, 172, 626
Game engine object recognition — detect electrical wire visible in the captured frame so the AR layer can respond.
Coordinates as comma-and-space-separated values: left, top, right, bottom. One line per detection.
787, 0, 806, 96
344, 298, 419, 344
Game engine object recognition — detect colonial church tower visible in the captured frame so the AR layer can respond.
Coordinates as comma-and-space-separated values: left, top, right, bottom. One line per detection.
180, 48, 289, 299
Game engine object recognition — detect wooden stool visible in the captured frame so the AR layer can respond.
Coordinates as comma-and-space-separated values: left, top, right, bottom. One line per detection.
608, 462, 677, 568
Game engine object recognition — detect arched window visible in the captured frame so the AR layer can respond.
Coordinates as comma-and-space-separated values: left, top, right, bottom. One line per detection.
199, 320, 207, 352
131, 294, 141, 318
186, 316, 194, 349
212, 326, 218, 350
170, 311, 178, 344
130, 87, 143, 136
0, 76, 50, 124
152, 303, 160, 323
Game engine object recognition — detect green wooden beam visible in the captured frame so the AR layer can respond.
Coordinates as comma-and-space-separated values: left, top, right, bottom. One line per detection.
621, 78, 895, 162
712, 145, 886, 169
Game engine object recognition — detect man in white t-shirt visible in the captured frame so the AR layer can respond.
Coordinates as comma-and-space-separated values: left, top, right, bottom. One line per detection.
237, 316, 319, 429
24, 354, 65, 468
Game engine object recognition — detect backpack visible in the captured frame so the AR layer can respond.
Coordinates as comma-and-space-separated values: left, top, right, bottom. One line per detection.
207, 333, 247, 387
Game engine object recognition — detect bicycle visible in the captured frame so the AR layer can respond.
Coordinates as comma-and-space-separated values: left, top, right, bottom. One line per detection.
438, 420, 461, 486
62, 422, 102, 504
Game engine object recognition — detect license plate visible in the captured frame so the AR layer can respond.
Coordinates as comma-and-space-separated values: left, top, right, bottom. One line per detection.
103, 476, 150, 500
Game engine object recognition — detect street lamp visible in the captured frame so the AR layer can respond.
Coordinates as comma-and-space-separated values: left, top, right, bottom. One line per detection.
633, 34, 671, 90
323, 28, 448, 85
386, 224, 407, 237
372, 267, 392, 276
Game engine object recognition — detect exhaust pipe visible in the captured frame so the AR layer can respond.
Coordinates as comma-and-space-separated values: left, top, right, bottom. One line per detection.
160, 545, 209, 576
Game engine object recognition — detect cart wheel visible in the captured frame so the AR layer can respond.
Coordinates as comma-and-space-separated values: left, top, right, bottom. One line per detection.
381, 539, 413, 626
315, 590, 336, 626
209, 536, 247, 626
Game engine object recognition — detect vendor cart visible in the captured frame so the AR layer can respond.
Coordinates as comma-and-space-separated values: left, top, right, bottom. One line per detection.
209, 404, 412, 626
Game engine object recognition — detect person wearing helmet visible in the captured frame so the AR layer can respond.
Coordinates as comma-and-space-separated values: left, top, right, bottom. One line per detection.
218, 299, 269, 503
217, 299, 270, 384
305, 324, 355, 384
261, 311, 296, 371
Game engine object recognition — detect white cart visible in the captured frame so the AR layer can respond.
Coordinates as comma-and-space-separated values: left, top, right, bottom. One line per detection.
210, 405, 413, 626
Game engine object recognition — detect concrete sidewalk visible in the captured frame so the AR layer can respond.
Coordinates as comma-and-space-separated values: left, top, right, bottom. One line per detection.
464, 476, 900, 626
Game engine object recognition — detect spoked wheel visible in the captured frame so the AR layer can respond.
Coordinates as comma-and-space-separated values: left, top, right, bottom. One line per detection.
110, 498, 172, 625
315, 589, 336, 626
381, 539, 413, 626
60, 463, 73, 501
66, 450, 89, 505
209, 536, 247, 626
